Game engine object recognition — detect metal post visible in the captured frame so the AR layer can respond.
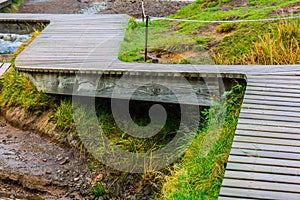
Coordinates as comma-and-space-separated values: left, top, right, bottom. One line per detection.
144, 15, 149, 62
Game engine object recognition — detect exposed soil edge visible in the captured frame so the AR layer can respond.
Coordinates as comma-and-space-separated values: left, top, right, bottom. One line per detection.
0, 107, 72, 147
1, 107, 63, 144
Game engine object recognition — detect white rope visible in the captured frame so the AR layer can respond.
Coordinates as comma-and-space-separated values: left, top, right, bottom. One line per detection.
150, 15, 300, 23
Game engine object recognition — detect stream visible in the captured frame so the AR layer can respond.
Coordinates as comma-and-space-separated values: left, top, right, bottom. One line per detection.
0, 34, 31, 55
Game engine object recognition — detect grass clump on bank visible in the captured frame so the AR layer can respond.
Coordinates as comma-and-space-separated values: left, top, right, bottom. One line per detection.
0, 68, 53, 115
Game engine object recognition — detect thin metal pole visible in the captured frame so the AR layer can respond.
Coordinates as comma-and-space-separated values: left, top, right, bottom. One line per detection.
144, 15, 149, 62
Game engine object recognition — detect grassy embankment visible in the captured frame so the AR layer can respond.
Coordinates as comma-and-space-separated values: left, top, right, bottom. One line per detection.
1, 0, 24, 12
0, 0, 299, 198
119, 0, 300, 65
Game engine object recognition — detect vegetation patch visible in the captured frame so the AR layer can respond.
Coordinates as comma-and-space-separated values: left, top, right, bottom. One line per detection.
119, 0, 300, 65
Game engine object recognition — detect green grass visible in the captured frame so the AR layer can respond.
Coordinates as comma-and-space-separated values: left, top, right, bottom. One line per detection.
119, 18, 211, 64
90, 182, 106, 197
2, 0, 24, 12
120, 0, 300, 64
159, 84, 245, 199
0, 68, 53, 115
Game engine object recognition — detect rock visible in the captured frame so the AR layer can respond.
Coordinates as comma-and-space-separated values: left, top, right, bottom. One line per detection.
42, 159, 47, 162
59, 157, 70, 165
91, 173, 104, 185
46, 169, 52, 174
74, 177, 80, 182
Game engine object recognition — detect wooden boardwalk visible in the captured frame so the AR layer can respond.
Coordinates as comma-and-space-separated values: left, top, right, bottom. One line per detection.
1, 14, 300, 199
0, 63, 11, 78
0, 0, 11, 10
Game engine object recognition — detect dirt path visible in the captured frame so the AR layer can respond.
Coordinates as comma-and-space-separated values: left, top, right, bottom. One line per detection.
0, 118, 92, 199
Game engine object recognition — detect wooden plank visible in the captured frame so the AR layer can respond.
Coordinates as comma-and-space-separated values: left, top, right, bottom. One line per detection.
218, 197, 258, 200
246, 90, 300, 99
237, 123, 300, 134
0, 63, 11, 77
220, 187, 300, 200
236, 130, 300, 140
248, 75, 300, 80
222, 179, 300, 193
232, 142, 300, 154
224, 170, 300, 184
247, 86, 300, 94
230, 148, 300, 160
240, 108, 300, 118
247, 79, 300, 85
243, 98, 300, 107
238, 118, 300, 128
228, 155, 300, 168
239, 113, 300, 123
247, 83, 300, 90
242, 103, 300, 112
233, 135, 300, 147
226, 162, 300, 176
245, 94, 300, 103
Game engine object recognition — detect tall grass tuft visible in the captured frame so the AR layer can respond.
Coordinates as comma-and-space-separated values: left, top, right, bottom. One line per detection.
0, 68, 53, 115
215, 20, 300, 65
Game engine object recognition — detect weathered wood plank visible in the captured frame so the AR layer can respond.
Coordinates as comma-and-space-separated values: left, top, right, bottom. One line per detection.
232, 142, 300, 154
228, 155, 300, 168
236, 130, 300, 140
242, 103, 300, 112
219, 197, 258, 200
237, 124, 290, 134
220, 187, 300, 200
226, 162, 300, 176
240, 108, 300, 117
0, 63, 11, 77
239, 113, 300, 123
233, 135, 300, 147
238, 118, 300, 128
243, 98, 300, 107
224, 170, 300, 184
230, 148, 300, 160
222, 179, 300, 193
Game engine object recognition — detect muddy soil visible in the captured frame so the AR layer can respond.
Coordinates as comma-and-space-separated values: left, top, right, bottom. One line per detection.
0, 117, 93, 199
100, 0, 191, 18
18, 0, 94, 14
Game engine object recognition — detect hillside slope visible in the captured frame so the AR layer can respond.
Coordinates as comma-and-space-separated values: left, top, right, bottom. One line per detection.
119, 0, 300, 65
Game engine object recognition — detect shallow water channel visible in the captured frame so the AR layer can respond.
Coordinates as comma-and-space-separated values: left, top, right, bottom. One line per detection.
0, 33, 31, 55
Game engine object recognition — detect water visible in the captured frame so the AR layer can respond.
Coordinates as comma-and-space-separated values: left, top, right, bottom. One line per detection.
0, 33, 31, 54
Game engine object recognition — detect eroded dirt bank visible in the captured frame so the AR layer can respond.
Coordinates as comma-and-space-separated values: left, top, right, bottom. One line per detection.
0, 116, 94, 199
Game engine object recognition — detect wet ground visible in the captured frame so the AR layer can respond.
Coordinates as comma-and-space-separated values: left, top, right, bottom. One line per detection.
0, 118, 93, 199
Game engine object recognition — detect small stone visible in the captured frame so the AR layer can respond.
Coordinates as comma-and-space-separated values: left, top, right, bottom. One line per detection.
73, 177, 80, 182
42, 159, 47, 162
59, 157, 69, 165
86, 177, 92, 183
6, 134, 12, 138
91, 173, 104, 185
46, 169, 52, 174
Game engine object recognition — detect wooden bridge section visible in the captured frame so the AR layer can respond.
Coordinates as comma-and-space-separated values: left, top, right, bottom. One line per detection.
0, 14, 300, 199
0, 0, 11, 10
